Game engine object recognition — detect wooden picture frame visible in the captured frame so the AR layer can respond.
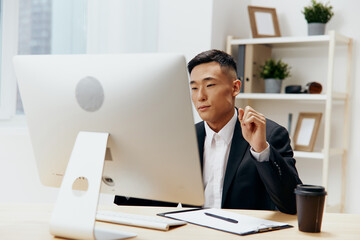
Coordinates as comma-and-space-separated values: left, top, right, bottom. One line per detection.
248, 6, 281, 38
293, 112, 322, 152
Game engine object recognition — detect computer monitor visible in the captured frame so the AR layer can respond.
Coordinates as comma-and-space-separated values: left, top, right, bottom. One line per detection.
14, 54, 204, 206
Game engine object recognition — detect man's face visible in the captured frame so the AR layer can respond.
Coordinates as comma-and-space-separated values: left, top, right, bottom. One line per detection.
190, 62, 240, 129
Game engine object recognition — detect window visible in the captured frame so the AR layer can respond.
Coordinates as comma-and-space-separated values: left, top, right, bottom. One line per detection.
16, 0, 87, 114
0, 0, 159, 120
0, 1, 3, 88
0, 0, 18, 119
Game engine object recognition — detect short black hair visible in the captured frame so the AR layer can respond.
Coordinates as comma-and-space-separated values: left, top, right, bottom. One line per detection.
187, 49, 237, 77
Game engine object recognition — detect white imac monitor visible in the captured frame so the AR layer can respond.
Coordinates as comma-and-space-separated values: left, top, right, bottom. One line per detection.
14, 53, 204, 206
14, 54, 205, 239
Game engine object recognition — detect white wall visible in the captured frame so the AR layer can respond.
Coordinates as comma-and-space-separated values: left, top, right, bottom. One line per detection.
0, 126, 114, 205
157, 0, 213, 60
1, 0, 360, 213
211, 0, 248, 49
0, 127, 58, 203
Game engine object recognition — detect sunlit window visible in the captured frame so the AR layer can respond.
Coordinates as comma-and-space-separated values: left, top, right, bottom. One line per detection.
0, 0, 3, 98
16, 0, 87, 114
1, 0, 159, 118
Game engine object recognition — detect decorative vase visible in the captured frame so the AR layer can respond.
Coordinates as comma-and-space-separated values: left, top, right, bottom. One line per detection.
265, 78, 282, 93
308, 23, 326, 35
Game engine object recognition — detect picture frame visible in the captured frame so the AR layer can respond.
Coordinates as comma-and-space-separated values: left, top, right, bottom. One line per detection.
293, 112, 322, 152
248, 6, 281, 38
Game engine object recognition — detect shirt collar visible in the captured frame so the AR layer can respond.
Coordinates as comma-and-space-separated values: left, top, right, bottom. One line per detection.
204, 109, 237, 145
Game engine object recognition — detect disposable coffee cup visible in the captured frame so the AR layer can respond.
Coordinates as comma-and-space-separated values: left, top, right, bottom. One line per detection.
294, 184, 327, 233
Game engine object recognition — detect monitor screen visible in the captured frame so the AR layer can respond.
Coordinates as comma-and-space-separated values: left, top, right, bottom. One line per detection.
14, 54, 204, 206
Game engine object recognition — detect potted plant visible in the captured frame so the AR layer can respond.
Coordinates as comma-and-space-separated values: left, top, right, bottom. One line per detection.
302, 0, 334, 35
260, 59, 291, 93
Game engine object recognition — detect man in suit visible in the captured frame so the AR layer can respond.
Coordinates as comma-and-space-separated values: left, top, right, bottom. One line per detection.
188, 49, 301, 214
114, 49, 302, 214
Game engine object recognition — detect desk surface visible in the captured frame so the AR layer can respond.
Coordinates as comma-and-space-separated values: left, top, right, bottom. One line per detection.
1, 203, 360, 239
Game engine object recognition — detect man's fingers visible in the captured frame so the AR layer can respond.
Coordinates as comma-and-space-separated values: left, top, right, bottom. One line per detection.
238, 108, 245, 121
242, 111, 265, 124
243, 115, 266, 126
239, 106, 266, 131
242, 106, 260, 122
244, 107, 264, 118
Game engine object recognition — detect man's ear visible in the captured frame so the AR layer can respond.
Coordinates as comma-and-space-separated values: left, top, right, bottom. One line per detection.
232, 79, 241, 96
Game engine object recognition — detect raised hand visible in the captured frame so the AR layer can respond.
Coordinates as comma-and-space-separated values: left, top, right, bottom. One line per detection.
238, 106, 268, 153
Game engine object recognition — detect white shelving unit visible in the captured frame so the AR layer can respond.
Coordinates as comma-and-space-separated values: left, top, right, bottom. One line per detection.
227, 31, 353, 212
236, 93, 347, 101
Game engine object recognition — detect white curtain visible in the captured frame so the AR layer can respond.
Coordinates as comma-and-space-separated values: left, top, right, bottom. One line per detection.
86, 0, 159, 54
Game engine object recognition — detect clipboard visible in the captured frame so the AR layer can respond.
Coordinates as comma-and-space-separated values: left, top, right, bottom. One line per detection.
157, 208, 292, 236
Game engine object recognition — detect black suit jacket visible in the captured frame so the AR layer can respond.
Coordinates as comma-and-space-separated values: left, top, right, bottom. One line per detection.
196, 118, 302, 214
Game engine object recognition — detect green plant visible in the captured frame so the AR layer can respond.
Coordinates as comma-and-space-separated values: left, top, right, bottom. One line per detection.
260, 59, 291, 80
303, 0, 334, 23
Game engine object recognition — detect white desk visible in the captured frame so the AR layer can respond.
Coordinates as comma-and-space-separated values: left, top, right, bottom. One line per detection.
1, 203, 360, 239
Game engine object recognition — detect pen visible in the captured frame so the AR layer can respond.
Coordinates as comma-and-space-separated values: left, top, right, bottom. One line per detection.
204, 212, 238, 224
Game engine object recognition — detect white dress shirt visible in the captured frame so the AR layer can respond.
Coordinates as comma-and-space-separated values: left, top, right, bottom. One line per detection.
202, 109, 270, 208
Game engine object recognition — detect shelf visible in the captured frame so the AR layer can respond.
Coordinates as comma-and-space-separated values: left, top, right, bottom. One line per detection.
293, 148, 344, 160
333, 92, 348, 100
236, 93, 348, 101
329, 148, 345, 157
236, 93, 326, 101
294, 151, 324, 159
229, 31, 350, 48
326, 203, 341, 213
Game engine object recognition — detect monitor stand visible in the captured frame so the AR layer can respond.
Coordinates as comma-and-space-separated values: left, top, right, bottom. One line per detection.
49, 131, 136, 239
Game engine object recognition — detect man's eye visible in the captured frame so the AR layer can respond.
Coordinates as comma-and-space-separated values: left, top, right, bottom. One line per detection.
207, 84, 215, 87
191, 87, 198, 90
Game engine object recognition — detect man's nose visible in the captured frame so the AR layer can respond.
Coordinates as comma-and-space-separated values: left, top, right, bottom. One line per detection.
197, 87, 207, 101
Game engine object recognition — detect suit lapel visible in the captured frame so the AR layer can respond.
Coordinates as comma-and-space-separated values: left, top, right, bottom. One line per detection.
221, 120, 249, 206
195, 121, 205, 172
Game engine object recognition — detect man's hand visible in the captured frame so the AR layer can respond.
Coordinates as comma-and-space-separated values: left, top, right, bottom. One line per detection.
238, 106, 268, 153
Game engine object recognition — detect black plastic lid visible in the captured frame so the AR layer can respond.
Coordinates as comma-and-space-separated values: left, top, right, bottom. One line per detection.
294, 184, 327, 196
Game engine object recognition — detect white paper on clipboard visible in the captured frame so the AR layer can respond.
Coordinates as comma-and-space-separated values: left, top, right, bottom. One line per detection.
158, 208, 292, 236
